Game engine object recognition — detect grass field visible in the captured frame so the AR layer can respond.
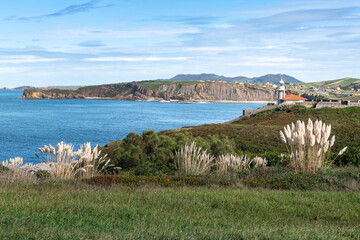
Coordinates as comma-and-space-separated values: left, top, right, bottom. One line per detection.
0, 180, 359, 240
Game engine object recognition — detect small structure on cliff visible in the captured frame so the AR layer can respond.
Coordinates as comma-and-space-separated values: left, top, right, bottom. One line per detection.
277, 79, 286, 104
276, 78, 307, 104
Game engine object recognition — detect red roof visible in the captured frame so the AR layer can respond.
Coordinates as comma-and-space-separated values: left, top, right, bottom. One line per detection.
281, 94, 307, 101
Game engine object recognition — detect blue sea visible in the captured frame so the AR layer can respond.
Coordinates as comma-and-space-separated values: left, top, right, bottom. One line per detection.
0, 90, 264, 164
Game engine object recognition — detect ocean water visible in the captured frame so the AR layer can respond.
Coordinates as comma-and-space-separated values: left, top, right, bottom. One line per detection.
0, 90, 264, 164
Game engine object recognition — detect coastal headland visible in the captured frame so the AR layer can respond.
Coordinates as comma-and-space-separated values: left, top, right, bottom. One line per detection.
22, 81, 296, 102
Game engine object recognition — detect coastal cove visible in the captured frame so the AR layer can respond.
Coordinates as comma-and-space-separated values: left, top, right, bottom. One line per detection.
0, 90, 265, 164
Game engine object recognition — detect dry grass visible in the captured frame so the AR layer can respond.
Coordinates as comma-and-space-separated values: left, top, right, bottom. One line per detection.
1, 157, 33, 172
0, 170, 38, 184
280, 119, 347, 172
76, 142, 113, 178
36, 141, 111, 180
216, 153, 250, 175
175, 142, 214, 176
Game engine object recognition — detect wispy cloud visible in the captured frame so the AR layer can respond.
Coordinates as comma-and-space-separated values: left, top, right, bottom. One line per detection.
0, 55, 65, 64
147, 16, 222, 25
248, 7, 359, 25
78, 40, 105, 47
5, 0, 114, 21
84, 56, 189, 62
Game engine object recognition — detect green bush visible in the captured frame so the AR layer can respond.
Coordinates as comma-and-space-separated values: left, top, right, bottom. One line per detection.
132, 161, 163, 176
112, 130, 186, 173
35, 170, 51, 179
0, 165, 10, 172
253, 151, 288, 167
333, 147, 360, 166
111, 130, 245, 173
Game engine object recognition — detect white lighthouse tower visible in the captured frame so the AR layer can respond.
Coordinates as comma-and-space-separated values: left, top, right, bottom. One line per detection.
277, 78, 286, 105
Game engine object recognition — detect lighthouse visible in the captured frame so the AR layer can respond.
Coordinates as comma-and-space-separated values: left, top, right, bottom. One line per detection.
277, 78, 286, 105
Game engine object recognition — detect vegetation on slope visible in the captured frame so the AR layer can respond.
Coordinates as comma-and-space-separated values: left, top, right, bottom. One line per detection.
102, 105, 360, 176
304, 78, 360, 89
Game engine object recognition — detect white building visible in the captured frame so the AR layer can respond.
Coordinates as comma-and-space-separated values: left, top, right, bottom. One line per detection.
276, 79, 307, 104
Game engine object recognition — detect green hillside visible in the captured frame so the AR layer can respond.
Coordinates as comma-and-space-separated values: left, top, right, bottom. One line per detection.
103, 105, 360, 169
304, 78, 360, 90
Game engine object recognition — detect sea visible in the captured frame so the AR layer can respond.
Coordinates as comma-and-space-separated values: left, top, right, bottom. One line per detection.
0, 90, 265, 164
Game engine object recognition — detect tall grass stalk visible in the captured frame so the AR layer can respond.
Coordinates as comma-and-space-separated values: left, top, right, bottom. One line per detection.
1, 157, 33, 172
75, 142, 111, 178
175, 142, 214, 176
216, 154, 250, 175
280, 119, 347, 172
37, 141, 110, 180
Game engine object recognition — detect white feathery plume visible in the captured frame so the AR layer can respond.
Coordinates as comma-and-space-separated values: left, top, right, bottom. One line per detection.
330, 135, 335, 147
280, 131, 287, 144
339, 147, 348, 156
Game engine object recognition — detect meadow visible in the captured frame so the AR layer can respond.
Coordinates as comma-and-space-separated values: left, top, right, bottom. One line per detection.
0, 180, 359, 240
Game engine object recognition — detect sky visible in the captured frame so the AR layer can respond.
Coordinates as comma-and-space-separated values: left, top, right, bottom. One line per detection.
0, 0, 360, 87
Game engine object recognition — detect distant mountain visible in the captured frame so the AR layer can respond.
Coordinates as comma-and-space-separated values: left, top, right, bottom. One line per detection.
169, 73, 302, 84
13, 86, 37, 90
251, 74, 302, 84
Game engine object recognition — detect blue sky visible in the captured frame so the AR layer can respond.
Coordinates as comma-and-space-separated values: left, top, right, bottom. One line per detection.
0, 0, 360, 87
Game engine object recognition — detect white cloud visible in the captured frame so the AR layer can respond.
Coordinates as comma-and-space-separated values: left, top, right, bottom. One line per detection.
0, 66, 31, 74
0, 55, 65, 64
84, 56, 189, 62
46, 27, 200, 39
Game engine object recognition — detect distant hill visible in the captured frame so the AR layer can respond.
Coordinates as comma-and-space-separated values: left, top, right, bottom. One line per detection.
169, 73, 302, 84
9, 85, 83, 91
12, 86, 37, 90
304, 78, 360, 90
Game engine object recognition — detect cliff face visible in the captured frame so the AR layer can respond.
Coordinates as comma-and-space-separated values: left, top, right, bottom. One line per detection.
22, 90, 85, 99
158, 83, 276, 101
23, 82, 278, 101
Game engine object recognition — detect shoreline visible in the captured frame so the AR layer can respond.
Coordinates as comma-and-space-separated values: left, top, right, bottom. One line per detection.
26, 96, 275, 104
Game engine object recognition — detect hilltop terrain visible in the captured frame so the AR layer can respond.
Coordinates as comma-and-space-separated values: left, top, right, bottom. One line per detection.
288, 77, 360, 100
169, 73, 302, 84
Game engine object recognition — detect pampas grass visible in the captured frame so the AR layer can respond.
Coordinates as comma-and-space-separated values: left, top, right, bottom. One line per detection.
216, 153, 250, 175
37, 141, 111, 180
1, 157, 33, 172
280, 119, 347, 173
75, 142, 112, 178
250, 157, 268, 168
175, 142, 214, 176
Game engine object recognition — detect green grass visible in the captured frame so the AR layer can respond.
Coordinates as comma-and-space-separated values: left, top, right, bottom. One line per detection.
0, 181, 359, 239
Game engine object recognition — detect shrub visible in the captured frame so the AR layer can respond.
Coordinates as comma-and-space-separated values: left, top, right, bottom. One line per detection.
112, 131, 181, 172
35, 170, 51, 179
175, 142, 214, 176
280, 119, 347, 172
334, 147, 360, 166
256, 152, 288, 167
0, 164, 9, 172
132, 161, 161, 176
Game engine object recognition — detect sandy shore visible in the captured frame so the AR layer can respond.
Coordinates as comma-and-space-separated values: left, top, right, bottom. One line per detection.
84, 97, 275, 104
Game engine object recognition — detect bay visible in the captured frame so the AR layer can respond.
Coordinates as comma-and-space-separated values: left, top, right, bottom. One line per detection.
0, 90, 264, 164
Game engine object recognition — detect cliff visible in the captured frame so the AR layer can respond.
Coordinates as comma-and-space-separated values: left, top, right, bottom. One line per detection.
22, 81, 279, 102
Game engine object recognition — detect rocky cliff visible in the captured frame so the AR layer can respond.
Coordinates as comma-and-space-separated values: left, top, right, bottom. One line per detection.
23, 82, 278, 102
